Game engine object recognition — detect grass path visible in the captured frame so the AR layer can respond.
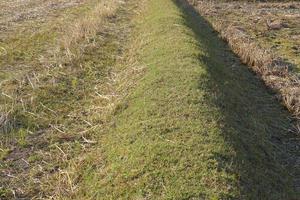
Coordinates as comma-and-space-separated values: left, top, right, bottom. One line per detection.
74, 0, 299, 199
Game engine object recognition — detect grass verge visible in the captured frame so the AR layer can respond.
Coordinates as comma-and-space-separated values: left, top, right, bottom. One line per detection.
71, 0, 300, 199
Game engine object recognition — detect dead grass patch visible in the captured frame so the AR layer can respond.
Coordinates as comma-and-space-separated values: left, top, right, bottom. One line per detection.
59, 0, 121, 60
0, 0, 145, 198
188, 0, 300, 121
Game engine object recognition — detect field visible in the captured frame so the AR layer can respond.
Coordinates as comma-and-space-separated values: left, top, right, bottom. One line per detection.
0, 0, 85, 30
0, 0, 130, 198
188, 0, 300, 119
194, 1, 300, 69
0, 0, 300, 199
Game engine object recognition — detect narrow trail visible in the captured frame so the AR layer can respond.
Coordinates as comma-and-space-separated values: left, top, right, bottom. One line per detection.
73, 0, 300, 199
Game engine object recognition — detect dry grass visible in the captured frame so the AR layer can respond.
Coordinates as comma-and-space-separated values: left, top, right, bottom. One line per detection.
0, 0, 120, 138
59, 0, 121, 60
188, 0, 300, 122
34, 3, 146, 198
0, 0, 144, 198
0, 0, 86, 33
48, 45, 146, 200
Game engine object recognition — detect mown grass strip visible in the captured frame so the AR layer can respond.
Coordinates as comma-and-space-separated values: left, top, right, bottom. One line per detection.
75, 0, 298, 199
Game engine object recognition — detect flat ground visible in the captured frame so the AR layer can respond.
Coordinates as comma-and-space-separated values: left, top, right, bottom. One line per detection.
0, 0, 300, 199
0, 0, 93, 81
0, 0, 85, 31
191, 0, 300, 71
1, 0, 127, 198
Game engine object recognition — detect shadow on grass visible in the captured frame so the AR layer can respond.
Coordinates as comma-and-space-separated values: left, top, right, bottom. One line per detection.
174, 0, 299, 199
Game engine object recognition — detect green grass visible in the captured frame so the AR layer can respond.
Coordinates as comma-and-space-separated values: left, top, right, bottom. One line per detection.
72, 0, 297, 199
0, 148, 10, 161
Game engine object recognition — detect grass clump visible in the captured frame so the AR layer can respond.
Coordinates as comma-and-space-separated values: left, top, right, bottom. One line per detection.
0, 148, 10, 161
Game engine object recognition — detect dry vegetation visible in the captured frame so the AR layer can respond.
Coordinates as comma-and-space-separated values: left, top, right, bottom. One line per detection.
0, 0, 144, 198
188, 0, 300, 121
0, 0, 86, 33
